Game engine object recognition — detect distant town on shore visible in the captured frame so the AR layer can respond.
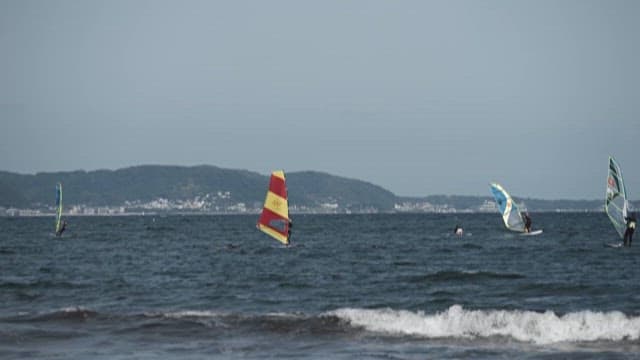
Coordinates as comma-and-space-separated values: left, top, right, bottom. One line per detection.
0, 165, 623, 217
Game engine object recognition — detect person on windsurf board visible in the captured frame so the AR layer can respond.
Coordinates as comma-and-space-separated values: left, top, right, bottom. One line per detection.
522, 212, 532, 233
56, 220, 67, 237
453, 224, 464, 237
623, 213, 637, 247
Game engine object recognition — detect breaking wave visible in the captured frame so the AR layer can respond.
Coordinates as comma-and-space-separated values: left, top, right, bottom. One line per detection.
7, 306, 640, 345
328, 305, 640, 344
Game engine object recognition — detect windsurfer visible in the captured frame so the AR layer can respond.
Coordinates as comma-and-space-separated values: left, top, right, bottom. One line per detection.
453, 224, 463, 237
287, 220, 293, 245
623, 213, 637, 247
522, 212, 532, 233
56, 220, 67, 237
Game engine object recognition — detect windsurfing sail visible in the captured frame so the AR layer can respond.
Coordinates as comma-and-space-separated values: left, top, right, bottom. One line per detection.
605, 156, 629, 238
257, 170, 291, 245
490, 182, 526, 232
55, 182, 63, 234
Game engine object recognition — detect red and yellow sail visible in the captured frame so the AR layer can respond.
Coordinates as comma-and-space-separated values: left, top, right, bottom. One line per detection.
257, 170, 290, 245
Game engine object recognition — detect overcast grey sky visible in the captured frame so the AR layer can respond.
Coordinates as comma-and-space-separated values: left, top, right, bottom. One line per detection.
1, 0, 638, 199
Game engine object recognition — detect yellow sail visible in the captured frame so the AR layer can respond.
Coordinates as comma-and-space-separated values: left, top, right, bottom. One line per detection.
257, 171, 290, 244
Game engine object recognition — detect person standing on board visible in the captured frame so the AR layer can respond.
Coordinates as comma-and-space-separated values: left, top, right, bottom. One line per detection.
453, 224, 464, 237
522, 212, 532, 233
623, 213, 637, 247
286, 220, 293, 246
56, 220, 67, 237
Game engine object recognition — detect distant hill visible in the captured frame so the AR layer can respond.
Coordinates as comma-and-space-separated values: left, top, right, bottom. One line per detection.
0, 165, 396, 212
0, 166, 265, 207
288, 171, 396, 211
0, 165, 624, 213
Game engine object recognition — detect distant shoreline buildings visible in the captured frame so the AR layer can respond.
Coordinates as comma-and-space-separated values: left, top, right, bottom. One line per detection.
0, 196, 604, 217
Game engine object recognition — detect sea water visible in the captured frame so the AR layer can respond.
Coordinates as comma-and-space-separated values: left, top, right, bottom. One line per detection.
1, 213, 639, 359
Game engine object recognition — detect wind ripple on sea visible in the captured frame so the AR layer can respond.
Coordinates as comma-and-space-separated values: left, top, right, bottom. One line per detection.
0, 278, 91, 291
403, 270, 526, 284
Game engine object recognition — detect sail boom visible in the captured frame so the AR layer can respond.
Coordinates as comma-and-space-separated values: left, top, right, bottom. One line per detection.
257, 224, 289, 244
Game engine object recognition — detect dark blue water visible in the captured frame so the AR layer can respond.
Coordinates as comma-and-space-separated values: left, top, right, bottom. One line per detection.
1, 213, 639, 359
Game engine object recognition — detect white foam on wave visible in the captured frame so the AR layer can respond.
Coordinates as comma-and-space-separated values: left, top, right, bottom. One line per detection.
328, 305, 640, 344
60, 306, 88, 313
150, 310, 225, 319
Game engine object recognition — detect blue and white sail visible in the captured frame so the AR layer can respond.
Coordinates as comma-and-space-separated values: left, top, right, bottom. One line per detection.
490, 182, 525, 232
55, 182, 63, 234
605, 156, 629, 239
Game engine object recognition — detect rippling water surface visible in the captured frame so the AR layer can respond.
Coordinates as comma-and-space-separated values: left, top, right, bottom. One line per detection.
1, 213, 639, 359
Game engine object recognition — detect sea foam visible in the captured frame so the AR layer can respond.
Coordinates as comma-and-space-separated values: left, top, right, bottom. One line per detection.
328, 305, 640, 344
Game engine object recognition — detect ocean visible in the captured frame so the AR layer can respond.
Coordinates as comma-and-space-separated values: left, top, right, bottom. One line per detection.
1, 213, 639, 359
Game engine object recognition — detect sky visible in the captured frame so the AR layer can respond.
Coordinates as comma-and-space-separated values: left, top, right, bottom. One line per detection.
1, 0, 638, 200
